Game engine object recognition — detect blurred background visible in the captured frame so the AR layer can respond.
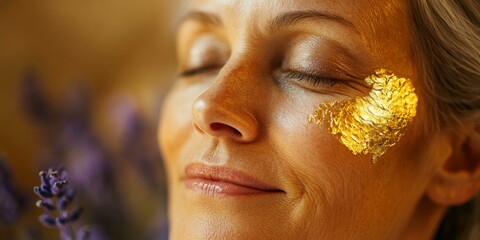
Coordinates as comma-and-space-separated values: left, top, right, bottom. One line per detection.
0, 0, 182, 239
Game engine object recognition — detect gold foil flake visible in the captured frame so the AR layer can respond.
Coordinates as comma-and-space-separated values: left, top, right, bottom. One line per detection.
308, 69, 418, 163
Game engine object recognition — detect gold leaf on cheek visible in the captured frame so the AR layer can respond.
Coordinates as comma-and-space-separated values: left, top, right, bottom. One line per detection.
308, 69, 419, 163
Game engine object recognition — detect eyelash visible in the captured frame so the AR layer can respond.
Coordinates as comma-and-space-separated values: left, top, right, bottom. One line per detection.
180, 66, 339, 88
285, 71, 339, 88
179, 65, 220, 78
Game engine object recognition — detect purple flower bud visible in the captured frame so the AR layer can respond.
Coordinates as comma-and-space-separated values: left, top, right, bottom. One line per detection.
40, 184, 51, 193
49, 171, 60, 186
57, 216, 68, 226
51, 180, 68, 195
68, 207, 83, 222
58, 199, 68, 211
39, 171, 50, 189
50, 171, 59, 178
39, 214, 57, 228
59, 189, 75, 210
36, 200, 56, 211
34, 186, 53, 198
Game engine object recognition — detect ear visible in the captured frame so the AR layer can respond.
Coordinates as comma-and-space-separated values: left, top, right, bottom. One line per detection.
426, 121, 480, 206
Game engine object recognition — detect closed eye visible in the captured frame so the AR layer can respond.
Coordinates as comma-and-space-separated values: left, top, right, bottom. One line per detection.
179, 65, 221, 78
285, 71, 339, 88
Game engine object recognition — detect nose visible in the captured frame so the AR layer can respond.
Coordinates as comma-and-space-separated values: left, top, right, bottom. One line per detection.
192, 67, 260, 143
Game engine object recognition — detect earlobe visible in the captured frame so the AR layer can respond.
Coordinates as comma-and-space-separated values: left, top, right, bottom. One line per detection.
426, 122, 480, 206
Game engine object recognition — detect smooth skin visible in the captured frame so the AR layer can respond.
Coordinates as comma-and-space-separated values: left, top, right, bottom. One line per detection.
159, 0, 480, 239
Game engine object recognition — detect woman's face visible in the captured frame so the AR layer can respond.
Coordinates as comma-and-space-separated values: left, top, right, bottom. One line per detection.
160, 0, 439, 239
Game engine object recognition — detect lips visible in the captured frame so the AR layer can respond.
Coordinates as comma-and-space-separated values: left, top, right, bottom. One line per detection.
184, 163, 284, 196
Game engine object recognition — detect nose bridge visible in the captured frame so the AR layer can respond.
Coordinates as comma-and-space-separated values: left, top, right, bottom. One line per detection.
205, 53, 266, 108
218, 60, 257, 98
191, 58, 262, 142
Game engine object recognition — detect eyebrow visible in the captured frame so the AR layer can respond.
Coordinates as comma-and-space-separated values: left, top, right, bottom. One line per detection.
179, 11, 223, 27
268, 10, 358, 34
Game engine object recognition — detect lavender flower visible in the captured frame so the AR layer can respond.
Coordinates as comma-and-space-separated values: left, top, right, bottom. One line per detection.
34, 168, 89, 240
110, 96, 164, 191
0, 156, 25, 225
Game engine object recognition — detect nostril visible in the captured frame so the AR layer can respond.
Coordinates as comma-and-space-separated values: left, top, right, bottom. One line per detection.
210, 122, 242, 136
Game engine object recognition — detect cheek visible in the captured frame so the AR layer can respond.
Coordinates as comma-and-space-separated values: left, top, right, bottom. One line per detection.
159, 83, 201, 164
274, 111, 371, 205
270, 99, 368, 206
270, 99, 424, 237
270, 92, 369, 195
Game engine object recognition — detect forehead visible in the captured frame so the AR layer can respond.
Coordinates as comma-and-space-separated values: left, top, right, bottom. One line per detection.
184, 0, 414, 79
187, 0, 408, 31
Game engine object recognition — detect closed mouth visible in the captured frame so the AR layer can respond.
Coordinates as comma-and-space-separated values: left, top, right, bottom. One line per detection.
183, 163, 284, 196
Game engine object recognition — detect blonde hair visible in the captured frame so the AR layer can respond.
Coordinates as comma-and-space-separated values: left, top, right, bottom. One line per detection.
409, 0, 480, 239
410, 0, 480, 128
